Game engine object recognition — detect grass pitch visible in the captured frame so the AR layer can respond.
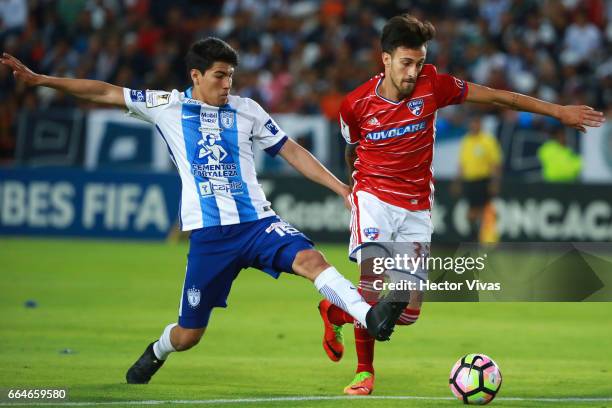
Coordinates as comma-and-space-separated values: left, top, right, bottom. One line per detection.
0, 238, 611, 407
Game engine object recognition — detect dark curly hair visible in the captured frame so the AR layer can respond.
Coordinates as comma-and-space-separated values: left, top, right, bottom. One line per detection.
381, 14, 436, 53
185, 37, 239, 73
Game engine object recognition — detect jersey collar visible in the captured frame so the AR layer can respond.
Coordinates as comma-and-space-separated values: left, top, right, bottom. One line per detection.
375, 75, 404, 105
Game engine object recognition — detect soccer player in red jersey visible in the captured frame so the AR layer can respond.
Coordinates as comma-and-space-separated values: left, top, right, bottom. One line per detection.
318, 14, 605, 395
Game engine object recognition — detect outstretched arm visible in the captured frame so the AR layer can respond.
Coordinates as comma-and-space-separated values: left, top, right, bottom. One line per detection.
1, 52, 125, 107
466, 82, 605, 132
279, 138, 351, 209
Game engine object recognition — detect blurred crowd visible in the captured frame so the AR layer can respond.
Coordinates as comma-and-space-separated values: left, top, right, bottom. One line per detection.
1, 0, 611, 161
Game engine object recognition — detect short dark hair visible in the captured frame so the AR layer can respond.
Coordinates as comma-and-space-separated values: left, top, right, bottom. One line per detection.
185, 37, 239, 73
381, 14, 436, 54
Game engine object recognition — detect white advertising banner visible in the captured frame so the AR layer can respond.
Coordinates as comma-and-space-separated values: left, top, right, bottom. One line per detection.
433, 138, 461, 179
253, 114, 329, 172
581, 124, 612, 183
85, 109, 171, 171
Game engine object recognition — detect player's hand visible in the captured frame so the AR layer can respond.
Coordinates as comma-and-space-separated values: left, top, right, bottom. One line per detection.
0, 53, 44, 86
558, 105, 605, 133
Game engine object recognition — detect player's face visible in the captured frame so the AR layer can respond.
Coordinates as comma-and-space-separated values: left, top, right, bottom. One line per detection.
383, 46, 426, 99
192, 62, 234, 106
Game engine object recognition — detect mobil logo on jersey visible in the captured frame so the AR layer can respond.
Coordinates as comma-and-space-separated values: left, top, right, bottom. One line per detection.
365, 120, 426, 141
407, 98, 424, 116
200, 111, 218, 125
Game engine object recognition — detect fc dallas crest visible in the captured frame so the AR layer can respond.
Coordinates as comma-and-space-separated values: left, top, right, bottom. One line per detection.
407, 98, 424, 116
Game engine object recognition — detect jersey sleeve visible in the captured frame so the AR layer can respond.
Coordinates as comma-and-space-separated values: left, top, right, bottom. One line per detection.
249, 99, 288, 156
432, 71, 468, 109
123, 88, 174, 124
339, 97, 360, 144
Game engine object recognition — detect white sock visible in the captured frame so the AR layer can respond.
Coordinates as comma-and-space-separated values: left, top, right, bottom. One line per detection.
314, 266, 371, 327
153, 323, 177, 360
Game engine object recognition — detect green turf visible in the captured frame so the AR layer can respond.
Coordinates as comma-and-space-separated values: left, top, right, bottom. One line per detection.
1, 238, 611, 408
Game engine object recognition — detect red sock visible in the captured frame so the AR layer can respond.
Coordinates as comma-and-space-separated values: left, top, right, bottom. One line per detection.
397, 307, 421, 325
354, 323, 375, 374
327, 303, 354, 326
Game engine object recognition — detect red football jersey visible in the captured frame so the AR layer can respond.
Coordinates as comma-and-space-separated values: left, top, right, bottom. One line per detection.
339, 64, 468, 211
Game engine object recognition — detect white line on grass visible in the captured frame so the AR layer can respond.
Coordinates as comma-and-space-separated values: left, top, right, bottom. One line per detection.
1, 395, 612, 406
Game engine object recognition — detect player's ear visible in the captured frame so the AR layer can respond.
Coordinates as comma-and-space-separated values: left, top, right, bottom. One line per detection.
190, 69, 202, 86
382, 52, 392, 68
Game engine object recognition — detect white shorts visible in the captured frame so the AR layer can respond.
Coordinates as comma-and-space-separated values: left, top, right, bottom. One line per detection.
349, 190, 433, 263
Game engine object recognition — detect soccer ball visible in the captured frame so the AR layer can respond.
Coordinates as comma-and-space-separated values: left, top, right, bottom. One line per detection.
449, 353, 502, 405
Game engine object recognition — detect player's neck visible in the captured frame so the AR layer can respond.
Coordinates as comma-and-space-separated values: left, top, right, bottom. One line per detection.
192, 87, 222, 107
379, 77, 407, 102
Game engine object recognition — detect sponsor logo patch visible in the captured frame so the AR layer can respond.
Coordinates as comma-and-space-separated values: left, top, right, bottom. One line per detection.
145, 91, 171, 108
200, 111, 218, 124
197, 180, 243, 196
264, 119, 279, 135
365, 121, 426, 141
130, 89, 145, 102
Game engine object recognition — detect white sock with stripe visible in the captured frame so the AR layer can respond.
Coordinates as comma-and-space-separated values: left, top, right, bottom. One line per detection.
314, 266, 370, 327
153, 323, 177, 360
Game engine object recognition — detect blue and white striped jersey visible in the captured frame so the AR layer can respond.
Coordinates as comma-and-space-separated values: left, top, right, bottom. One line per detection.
123, 88, 288, 230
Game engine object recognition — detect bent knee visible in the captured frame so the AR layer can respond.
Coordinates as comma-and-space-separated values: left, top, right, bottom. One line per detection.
173, 327, 205, 351
291, 249, 329, 280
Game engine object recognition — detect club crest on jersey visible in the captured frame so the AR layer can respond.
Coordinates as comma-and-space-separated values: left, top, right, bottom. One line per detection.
407, 98, 424, 116
363, 227, 380, 241
187, 286, 201, 308
220, 110, 234, 128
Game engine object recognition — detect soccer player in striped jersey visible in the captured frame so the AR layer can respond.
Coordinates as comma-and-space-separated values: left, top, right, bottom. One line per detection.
1, 37, 408, 385
319, 14, 605, 395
